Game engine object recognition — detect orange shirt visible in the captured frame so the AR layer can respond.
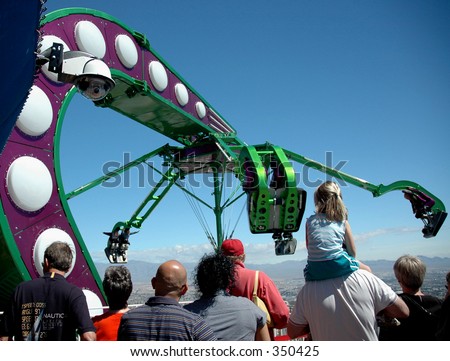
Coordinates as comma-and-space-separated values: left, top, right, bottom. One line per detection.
92, 312, 126, 341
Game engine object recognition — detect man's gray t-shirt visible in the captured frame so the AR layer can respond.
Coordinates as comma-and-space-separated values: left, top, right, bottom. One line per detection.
185, 292, 266, 340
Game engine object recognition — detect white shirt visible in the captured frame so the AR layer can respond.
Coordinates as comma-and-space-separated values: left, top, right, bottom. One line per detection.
289, 270, 398, 340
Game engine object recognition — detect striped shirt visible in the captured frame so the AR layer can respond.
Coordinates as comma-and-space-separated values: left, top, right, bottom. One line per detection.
117, 296, 217, 341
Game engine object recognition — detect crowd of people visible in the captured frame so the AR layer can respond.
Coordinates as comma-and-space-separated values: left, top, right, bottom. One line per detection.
0, 182, 449, 341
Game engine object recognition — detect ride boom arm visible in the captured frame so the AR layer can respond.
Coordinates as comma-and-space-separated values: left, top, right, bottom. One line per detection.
283, 149, 447, 238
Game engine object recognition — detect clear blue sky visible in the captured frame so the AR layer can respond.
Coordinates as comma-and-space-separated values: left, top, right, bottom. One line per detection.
45, 0, 450, 265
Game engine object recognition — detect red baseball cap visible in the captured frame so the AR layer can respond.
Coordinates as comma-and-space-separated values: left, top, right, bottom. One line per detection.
221, 239, 244, 256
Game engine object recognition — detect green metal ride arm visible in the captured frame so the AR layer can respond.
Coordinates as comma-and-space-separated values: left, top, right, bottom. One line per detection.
283, 149, 446, 213
66, 144, 172, 200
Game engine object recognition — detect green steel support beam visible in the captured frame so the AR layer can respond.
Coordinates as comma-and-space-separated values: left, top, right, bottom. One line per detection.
66, 145, 171, 200
213, 168, 224, 249
283, 148, 446, 213
127, 167, 180, 228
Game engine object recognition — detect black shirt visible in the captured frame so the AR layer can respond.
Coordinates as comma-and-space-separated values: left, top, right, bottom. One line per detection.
436, 296, 450, 340
0, 272, 95, 340
379, 293, 442, 341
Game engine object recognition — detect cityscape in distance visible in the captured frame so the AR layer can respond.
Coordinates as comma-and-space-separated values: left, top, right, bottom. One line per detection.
95, 256, 450, 307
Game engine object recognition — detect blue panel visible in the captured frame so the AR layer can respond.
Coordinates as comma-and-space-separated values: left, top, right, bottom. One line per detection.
0, 0, 42, 152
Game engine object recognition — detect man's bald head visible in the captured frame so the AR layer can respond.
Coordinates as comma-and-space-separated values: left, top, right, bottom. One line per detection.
151, 260, 188, 299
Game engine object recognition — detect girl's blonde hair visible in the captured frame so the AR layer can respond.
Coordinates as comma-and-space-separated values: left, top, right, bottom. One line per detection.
314, 181, 347, 222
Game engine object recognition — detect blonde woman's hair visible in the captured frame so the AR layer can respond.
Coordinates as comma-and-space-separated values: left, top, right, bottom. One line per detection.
314, 181, 347, 222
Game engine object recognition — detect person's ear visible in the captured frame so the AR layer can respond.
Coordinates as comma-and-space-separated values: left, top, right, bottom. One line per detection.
180, 284, 188, 296
42, 257, 50, 271
151, 277, 157, 290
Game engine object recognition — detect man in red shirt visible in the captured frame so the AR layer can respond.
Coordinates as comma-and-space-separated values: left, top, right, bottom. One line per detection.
221, 238, 290, 340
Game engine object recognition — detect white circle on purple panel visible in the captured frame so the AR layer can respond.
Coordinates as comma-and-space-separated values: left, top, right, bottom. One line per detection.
33, 228, 76, 277
39, 36, 71, 83
6, 156, 53, 212
75, 21, 106, 59
83, 290, 104, 317
195, 101, 207, 119
149, 61, 168, 92
115, 34, 138, 68
175, 83, 189, 106
16, 85, 53, 136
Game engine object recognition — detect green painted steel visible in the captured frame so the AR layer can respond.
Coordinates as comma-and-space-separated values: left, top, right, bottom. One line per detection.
1, 5, 446, 317
45, 9, 446, 248
97, 72, 219, 146
66, 145, 173, 200
54, 88, 107, 300
127, 167, 180, 229
283, 149, 446, 213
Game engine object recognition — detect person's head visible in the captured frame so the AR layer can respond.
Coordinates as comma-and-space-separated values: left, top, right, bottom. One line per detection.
394, 255, 426, 293
103, 266, 133, 311
314, 181, 347, 222
194, 252, 235, 298
43, 241, 73, 273
151, 260, 188, 299
221, 238, 245, 263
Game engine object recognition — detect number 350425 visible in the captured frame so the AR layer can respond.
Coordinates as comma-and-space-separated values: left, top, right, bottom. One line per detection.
272, 345, 319, 357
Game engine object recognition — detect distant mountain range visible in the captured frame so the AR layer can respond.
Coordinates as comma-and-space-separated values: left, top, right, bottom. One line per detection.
95, 256, 450, 284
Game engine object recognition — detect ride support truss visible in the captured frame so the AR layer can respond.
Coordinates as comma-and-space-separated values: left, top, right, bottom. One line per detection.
69, 140, 446, 263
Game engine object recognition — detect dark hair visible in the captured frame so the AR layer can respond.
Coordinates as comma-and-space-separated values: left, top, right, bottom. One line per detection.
44, 241, 73, 272
103, 266, 133, 310
194, 252, 235, 298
